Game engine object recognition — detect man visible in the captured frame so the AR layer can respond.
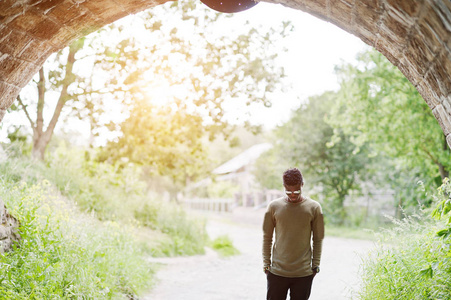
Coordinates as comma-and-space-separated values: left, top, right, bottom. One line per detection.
262, 168, 325, 300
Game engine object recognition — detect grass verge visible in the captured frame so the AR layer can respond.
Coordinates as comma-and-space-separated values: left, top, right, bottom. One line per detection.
209, 235, 240, 257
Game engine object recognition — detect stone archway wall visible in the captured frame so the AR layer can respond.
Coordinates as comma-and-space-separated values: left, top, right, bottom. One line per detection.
0, 0, 450, 144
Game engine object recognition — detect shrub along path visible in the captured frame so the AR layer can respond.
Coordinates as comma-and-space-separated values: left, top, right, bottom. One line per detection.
144, 207, 375, 300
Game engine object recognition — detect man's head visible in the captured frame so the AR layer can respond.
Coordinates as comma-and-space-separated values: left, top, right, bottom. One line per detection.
283, 168, 304, 202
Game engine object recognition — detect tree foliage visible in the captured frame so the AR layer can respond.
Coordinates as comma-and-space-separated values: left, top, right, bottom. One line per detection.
97, 1, 291, 187
328, 49, 451, 210
254, 92, 372, 224
14, 1, 291, 192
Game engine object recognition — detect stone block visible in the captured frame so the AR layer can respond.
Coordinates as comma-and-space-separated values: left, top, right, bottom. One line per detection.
303, 0, 327, 13
420, 3, 449, 51
0, 55, 36, 87
385, 0, 421, 19
355, 26, 377, 46
0, 0, 28, 18
83, 0, 129, 23
330, 0, 353, 26
0, 226, 10, 240
359, 0, 381, 12
416, 82, 440, 110
29, 0, 60, 13
47, 0, 84, 25
0, 81, 21, 109
8, 10, 46, 33
0, 198, 20, 253
381, 11, 409, 46
0, 26, 13, 44
419, 20, 442, 56
432, 53, 451, 96
376, 34, 402, 63
406, 34, 435, 75
123, 0, 156, 15
446, 132, 451, 149
397, 57, 421, 86
425, 70, 444, 102
30, 16, 61, 40
50, 27, 77, 48
0, 28, 35, 59
432, 0, 451, 32
18, 39, 54, 62
432, 104, 451, 136
354, 1, 382, 34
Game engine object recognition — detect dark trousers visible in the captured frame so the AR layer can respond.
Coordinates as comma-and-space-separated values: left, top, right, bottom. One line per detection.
266, 272, 314, 300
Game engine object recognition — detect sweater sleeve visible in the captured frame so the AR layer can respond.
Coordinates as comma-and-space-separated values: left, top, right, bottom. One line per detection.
262, 204, 275, 268
311, 205, 325, 268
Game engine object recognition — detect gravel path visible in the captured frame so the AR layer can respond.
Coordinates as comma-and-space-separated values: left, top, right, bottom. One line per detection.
143, 208, 375, 300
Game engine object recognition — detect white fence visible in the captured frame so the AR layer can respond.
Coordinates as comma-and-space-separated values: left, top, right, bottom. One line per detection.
183, 198, 235, 212
184, 189, 284, 212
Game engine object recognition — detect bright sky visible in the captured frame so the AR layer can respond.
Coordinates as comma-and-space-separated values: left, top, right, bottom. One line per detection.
221, 1, 369, 129
0, 1, 369, 143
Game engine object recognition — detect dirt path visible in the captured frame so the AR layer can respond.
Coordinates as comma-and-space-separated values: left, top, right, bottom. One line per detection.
143, 208, 375, 300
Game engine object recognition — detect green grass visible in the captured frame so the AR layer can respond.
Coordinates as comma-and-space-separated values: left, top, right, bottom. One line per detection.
0, 180, 154, 299
2, 143, 208, 257
325, 224, 384, 241
0, 143, 209, 298
358, 217, 451, 299
357, 179, 451, 299
209, 235, 240, 257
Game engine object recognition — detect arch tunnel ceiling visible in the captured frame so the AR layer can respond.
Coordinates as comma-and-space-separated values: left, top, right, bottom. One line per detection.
0, 0, 450, 144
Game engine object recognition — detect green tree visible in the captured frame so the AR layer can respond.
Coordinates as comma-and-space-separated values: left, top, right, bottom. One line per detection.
95, 1, 291, 193
14, 0, 290, 161
328, 49, 451, 211
98, 99, 208, 192
252, 146, 288, 190
256, 92, 372, 223
283, 92, 371, 223
15, 28, 144, 159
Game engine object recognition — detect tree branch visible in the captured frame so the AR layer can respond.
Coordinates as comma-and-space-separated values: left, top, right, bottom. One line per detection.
16, 95, 36, 130
36, 67, 45, 133
71, 87, 128, 98
43, 41, 80, 139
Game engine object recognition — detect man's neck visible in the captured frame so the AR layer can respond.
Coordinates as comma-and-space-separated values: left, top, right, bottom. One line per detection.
286, 195, 305, 203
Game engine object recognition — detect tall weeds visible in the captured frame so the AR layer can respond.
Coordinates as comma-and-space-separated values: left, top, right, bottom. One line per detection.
358, 180, 451, 300
0, 180, 154, 299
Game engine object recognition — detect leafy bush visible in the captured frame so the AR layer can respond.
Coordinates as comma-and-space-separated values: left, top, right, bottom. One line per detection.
2, 143, 207, 257
135, 201, 207, 256
358, 180, 451, 299
0, 180, 154, 299
209, 235, 240, 257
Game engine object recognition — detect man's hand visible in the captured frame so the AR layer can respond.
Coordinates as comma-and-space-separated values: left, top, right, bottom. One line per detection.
312, 266, 320, 277
264, 266, 270, 274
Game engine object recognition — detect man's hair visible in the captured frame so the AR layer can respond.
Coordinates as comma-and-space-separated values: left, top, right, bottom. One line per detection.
283, 168, 303, 186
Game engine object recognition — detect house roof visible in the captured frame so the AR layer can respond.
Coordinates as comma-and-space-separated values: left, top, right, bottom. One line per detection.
212, 143, 273, 175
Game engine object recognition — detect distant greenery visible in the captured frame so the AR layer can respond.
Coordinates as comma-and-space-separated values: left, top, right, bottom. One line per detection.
254, 49, 450, 225
2, 142, 207, 256
325, 225, 378, 241
358, 179, 451, 299
209, 235, 240, 257
47, 142, 207, 256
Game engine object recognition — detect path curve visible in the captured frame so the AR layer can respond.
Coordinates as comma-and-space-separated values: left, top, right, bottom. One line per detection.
143, 208, 375, 300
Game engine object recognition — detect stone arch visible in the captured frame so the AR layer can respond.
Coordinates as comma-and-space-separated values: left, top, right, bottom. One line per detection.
0, 0, 450, 144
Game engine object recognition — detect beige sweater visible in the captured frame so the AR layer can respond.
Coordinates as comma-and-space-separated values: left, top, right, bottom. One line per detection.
262, 196, 324, 278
